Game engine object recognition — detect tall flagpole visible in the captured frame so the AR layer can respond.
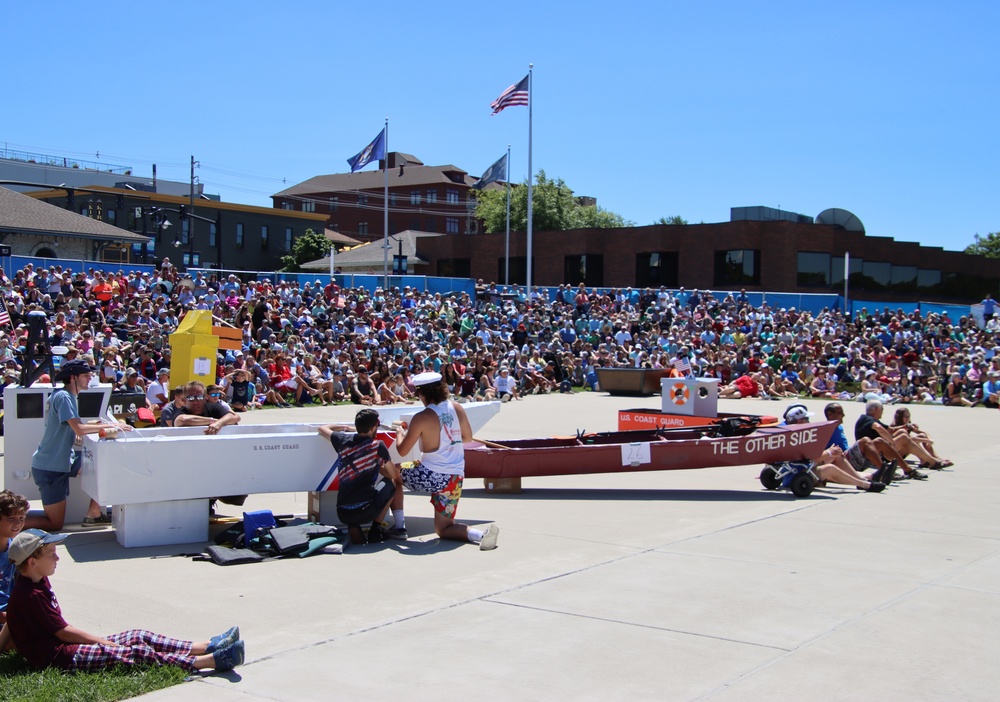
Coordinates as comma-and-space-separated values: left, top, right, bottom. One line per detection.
505, 143, 511, 286
383, 117, 390, 291
526, 64, 534, 298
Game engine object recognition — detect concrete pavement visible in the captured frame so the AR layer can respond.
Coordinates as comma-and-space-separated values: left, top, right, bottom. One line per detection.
3, 392, 997, 701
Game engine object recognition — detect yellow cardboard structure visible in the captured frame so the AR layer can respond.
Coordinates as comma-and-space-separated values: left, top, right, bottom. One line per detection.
169, 310, 219, 388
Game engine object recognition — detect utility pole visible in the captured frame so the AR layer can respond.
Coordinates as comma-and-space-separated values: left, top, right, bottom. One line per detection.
189, 155, 196, 269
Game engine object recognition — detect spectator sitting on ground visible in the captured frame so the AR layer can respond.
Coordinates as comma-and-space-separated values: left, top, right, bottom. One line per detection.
351, 368, 382, 405
855, 400, 942, 476
146, 368, 170, 410
809, 367, 838, 399
2, 529, 244, 673
888, 407, 952, 469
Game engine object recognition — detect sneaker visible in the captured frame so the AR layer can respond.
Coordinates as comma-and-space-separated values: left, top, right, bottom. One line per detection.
501, 394, 512, 403
907, 469, 929, 481
859, 481, 886, 493
81, 514, 112, 528
479, 524, 500, 551
207, 626, 240, 654
385, 526, 408, 541
367, 524, 387, 544
213, 640, 245, 672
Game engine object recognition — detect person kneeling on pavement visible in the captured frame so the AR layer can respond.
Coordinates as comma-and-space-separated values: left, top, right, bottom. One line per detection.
318, 409, 406, 545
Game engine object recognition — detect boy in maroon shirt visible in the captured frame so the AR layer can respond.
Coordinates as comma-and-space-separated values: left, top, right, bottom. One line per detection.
5, 530, 244, 673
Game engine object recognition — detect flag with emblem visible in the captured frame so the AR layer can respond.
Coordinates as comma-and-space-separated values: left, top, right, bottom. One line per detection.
346, 128, 387, 173
472, 153, 508, 190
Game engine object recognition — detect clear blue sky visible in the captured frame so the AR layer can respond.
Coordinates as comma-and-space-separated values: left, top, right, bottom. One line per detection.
5, 2, 997, 251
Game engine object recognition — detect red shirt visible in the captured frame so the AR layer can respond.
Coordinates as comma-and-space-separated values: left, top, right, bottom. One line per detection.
7, 575, 77, 669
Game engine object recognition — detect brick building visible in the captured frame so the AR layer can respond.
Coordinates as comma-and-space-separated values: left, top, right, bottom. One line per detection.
272, 153, 480, 241
411, 212, 1000, 303
24, 187, 328, 271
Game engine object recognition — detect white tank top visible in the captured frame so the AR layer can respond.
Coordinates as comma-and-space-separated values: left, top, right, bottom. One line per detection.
419, 401, 465, 476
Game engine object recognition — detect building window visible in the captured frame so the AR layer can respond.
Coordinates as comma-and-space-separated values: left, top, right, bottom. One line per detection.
565, 254, 604, 287
446, 189, 459, 204
328, 197, 338, 211
426, 189, 437, 203
410, 190, 421, 205
445, 217, 459, 234
358, 194, 369, 206
261, 225, 269, 250
285, 227, 293, 251
636, 252, 679, 288
502, 257, 534, 286
107, 209, 116, 225
181, 219, 190, 245
890, 265, 917, 293
409, 218, 420, 231
358, 222, 369, 235
437, 259, 471, 278
236, 223, 244, 248
797, 252, 831, 287
831, 256, 863, 287
861, 261, 892, 290
714, 249, 760, 286
302, 200, 315, 213
389, 193, 397, 207
424, 218, 436, 233
281, 202, 293, 210
209, 222, 217, 247
917, 269, 941, 293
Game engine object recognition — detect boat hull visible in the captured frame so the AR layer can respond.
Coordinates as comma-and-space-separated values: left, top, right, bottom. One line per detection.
464, 422, 836, 480
618, 409, 779, 430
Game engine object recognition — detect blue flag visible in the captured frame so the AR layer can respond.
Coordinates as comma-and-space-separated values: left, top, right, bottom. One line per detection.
346, 128, 387, 173
473, 153, 508, 190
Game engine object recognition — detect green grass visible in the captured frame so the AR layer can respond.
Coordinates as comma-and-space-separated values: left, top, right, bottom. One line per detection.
0, 652, 188, 702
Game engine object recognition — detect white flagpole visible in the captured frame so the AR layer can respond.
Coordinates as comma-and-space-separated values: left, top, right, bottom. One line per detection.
844, 251, 850, 315
505, 143, 511, 286
526, 64, 534, 297
383, 117, 390, 291
329, 245, 335, 281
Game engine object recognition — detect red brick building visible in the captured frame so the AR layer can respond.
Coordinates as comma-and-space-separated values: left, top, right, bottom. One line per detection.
272, 153, 480, 241
412, 218, 1000, 302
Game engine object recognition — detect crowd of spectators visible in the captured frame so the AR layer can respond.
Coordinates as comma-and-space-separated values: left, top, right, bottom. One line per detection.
1, 260, 997, 416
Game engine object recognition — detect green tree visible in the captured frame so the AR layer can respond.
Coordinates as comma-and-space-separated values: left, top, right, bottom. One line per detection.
655, 215, 688, 225
475, 170, 633, 233
279, 229, 329, 271
965, 232, 1000, 258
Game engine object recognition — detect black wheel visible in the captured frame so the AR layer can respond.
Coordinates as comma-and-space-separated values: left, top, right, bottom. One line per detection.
790, 472, 815, 497
759, 465, 780, 490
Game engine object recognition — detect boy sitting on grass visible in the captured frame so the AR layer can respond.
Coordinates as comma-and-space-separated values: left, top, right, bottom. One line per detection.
3, 529, 244, 673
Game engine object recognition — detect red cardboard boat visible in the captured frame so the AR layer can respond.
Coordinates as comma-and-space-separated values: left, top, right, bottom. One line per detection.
464, 421, 835, 480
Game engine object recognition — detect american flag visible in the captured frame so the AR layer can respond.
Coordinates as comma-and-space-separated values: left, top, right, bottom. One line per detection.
491, 74, 529, 115
0, 297, 10, 328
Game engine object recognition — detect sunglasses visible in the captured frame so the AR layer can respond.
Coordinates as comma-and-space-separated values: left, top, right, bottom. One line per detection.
185, 395, 205, 402
208, 392, 222, 398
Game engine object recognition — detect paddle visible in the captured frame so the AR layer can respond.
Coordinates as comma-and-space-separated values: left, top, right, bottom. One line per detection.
473, 437, 511, 450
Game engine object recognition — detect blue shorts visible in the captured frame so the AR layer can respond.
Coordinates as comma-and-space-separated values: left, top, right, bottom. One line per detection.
32, 452, 81, 506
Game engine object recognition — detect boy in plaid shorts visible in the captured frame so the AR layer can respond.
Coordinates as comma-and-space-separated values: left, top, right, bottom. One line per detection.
4, 529, 244, 673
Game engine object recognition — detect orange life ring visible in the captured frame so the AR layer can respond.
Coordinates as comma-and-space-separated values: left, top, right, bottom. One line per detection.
671, 383, 690, 405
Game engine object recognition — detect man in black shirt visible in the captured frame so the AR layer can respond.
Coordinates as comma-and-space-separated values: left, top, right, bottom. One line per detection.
855, 400, 932, 479
172, 382, 240, 435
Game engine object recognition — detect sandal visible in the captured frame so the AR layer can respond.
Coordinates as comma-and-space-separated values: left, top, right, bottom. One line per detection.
81, 514, 112, 528
927, 460, 952, 470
